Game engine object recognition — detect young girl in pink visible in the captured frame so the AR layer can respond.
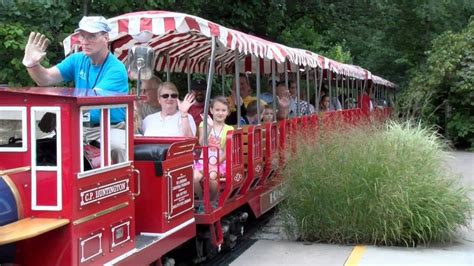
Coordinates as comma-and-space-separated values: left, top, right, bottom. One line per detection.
194, 96, 233, 202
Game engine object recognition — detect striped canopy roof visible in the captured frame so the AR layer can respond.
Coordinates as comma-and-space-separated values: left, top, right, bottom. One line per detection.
63, 10, 394, 87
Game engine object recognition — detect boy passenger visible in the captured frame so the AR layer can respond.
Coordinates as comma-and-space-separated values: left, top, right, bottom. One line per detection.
242, 100, 265, 125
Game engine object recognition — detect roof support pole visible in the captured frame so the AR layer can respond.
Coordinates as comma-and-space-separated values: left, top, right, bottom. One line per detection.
306, 66, 310, 114
346, 75, 350, 109
351, 78, 355, 109
256, 56, 261, 124
221, 61, 225, 96
234, 50, 241, 128
314, 68, 319, 113
186, 57, 191, 93
296, 66, 300, 117
328, 71, 332, 110
166, 53, 170, 82
271, 60, 277, 122
203, 36, 217, 146
318, 68, 323, 113
340, 74, 344, 110
375, 84, 378, 107
335, 73, 339, 110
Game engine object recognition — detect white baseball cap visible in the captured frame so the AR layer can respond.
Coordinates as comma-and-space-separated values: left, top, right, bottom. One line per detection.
75, 16, 111, 33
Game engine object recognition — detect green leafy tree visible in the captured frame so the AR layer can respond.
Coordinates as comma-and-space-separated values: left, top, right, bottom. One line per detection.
0, 1, 74, 85
399, 19, 474, 149
0, 22, 33, 86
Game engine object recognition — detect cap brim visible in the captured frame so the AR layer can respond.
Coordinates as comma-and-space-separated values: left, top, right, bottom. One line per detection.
74, 26, 104, 34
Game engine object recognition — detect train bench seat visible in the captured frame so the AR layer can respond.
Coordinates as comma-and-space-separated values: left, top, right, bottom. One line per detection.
134, 143, 171, 177
134, 144, 170, 162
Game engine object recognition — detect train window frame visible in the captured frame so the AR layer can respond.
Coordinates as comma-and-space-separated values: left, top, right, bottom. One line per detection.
107, 106, 130, 166
30, 106, 62, 211
0, 106, 27, 152
78, 104, 130, 179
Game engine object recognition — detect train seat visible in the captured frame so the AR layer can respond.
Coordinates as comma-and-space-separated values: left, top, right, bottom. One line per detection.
134, 144, 171, 177
134, 144, 170, 162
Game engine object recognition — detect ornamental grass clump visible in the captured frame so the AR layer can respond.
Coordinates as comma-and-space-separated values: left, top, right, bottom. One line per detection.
281, 120, 471, 246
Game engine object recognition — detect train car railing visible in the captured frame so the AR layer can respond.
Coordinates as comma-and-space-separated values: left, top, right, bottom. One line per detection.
261, 122, 279, 184
218, 129, 244, 207
310, 113, 318, 125
240, 125, 264, 195
278, 120, 289, 165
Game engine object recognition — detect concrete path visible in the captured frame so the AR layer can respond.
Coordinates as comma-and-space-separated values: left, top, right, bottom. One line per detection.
231, 151, 474, 266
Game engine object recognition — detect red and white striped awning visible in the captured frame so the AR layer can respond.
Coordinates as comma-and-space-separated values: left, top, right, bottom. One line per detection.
372, 75, 397, 88
63, 11, 298, 74
62, 10, 396, 87
325, 58, 339, 74
343, 64, 368, 80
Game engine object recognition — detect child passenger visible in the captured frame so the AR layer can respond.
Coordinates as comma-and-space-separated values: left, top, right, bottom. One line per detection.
193, 96, 234, 202
262, 104, 274, 123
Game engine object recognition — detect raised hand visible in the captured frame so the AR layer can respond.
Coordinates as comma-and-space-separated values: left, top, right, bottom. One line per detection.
178, 92, 196, 115
277, 95, 290, 109
200, 114, 213, 128
23, 32, 50, 68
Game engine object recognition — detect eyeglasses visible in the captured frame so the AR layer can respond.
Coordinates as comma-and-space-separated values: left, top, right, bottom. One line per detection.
78, 32, 105, 42
160, 93, 178, 99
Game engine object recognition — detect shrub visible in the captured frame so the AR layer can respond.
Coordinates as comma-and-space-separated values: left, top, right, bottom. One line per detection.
281, 120, 471, 246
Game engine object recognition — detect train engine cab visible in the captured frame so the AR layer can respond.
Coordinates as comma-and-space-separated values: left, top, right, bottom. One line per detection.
0, 87, 138, 265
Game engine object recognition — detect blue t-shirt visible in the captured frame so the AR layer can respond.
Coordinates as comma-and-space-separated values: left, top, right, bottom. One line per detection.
57, 52, 129, 124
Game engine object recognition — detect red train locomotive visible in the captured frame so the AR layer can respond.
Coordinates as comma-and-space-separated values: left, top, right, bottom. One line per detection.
0, 86, 286, 265
0, 11, 395, 265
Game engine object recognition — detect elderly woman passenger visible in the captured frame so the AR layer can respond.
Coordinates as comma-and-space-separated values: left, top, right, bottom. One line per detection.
142, 82, 196, 137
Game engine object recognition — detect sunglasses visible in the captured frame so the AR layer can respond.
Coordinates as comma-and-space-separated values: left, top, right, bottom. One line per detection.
160, 93, 178, 99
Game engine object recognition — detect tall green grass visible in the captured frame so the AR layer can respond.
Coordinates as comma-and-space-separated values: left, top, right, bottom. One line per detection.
281, 120, 471, 246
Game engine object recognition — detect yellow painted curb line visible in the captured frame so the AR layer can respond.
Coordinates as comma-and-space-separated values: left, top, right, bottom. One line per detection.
344, 245, 366, 266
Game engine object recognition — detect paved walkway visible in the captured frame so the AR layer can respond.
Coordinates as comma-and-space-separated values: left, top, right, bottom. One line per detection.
231, 152, 474, 266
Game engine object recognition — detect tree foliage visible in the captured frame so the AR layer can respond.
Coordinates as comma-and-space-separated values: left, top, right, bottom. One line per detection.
0, 0, 473, 147
399, 20, 474, 149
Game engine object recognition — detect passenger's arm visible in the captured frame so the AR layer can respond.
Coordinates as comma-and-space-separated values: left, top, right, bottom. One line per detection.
27, 65, 63, 86
276, 95, 290, 120
23, 32, 63, 86
180, 114, 195, 137
178, 93, 196, 137
198, 115, 214, 146
198, 126, 205, 146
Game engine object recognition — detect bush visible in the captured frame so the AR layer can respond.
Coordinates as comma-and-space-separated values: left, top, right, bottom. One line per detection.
281, 120, 471, 246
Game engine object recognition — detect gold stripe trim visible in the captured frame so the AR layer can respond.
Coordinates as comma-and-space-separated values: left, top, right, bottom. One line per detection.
344, 245, 366, 266
0, 175, 24, 219
0, 166, 31, 176
73, 202, 129, 226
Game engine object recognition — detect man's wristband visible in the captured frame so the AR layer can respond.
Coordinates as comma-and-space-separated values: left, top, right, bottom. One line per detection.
181, 113, 188, 118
